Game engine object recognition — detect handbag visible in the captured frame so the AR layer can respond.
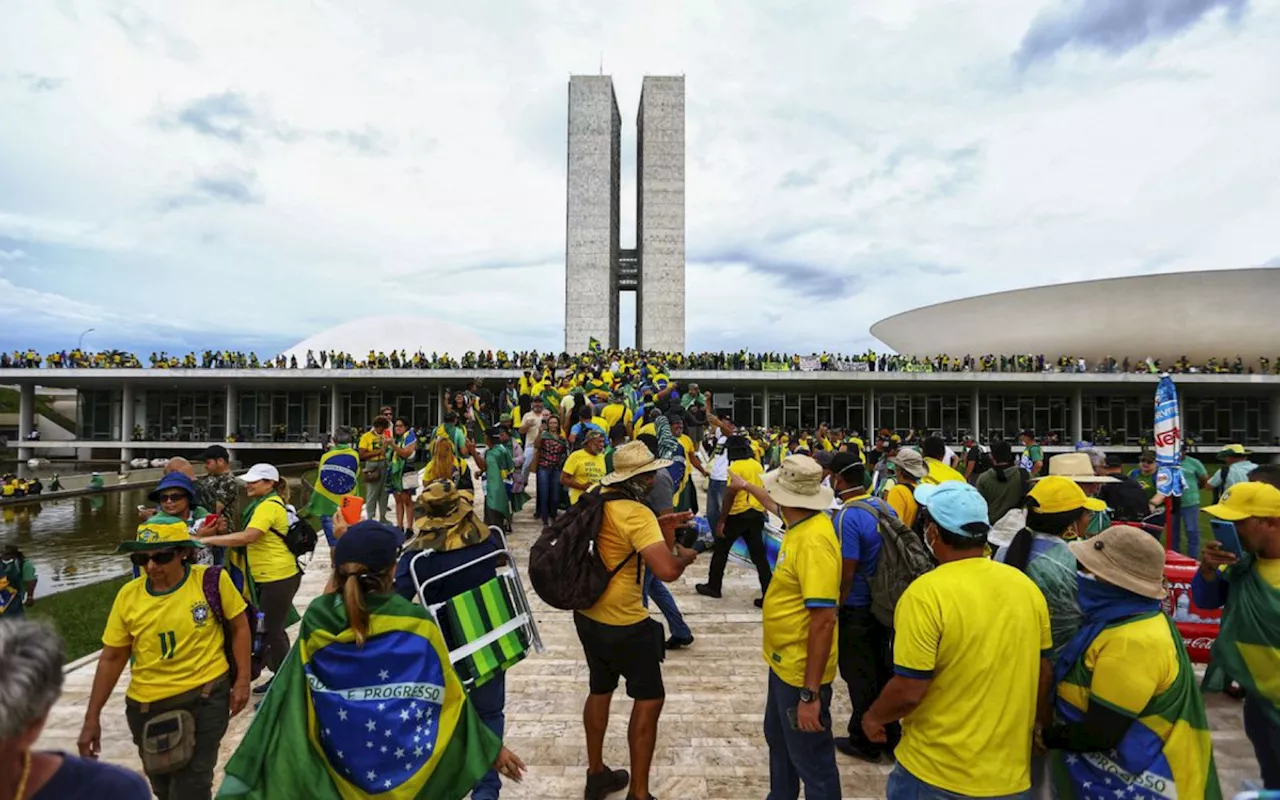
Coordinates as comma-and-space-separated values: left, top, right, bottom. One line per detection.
400, 470, 422, 491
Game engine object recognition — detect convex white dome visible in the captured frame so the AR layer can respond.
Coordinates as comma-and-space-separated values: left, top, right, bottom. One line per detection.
283, 316, 496, 362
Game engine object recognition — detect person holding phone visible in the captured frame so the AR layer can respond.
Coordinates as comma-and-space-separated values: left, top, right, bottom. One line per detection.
1195, 481, 1280, 788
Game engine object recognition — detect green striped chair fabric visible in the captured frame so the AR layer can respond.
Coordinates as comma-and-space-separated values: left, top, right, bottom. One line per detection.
437, 576, 531, 688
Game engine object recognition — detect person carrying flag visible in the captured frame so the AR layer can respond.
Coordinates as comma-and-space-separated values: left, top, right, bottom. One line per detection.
217, 520, 525, 800
1195, 480, 1280, 788
305, 427, 360, 547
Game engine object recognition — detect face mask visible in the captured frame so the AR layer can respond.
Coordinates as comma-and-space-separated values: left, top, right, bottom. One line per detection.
924, 525, 938, 558
1077, 570, 1098, 582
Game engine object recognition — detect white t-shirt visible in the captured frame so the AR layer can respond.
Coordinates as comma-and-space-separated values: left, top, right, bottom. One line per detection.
943, 445, 958, 468
710, 434, 730, 481
520, 411, 542, 448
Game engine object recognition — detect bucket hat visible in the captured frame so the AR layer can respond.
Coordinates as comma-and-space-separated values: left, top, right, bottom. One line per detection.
889, 449, 928, 479
764, 455, 834, 511
600, 441, 672, 486
1069, 525, 1167, 600
148, 472, 197, 502
409, 479, 487, 551
1034, 453, 1117, 484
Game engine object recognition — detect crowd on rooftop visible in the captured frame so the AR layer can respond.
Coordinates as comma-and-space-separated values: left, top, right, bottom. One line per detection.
3, 346, 1279, 375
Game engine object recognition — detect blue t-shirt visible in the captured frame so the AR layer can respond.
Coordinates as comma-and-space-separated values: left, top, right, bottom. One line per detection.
836, 497, 893, 608
34, 753, 150, 799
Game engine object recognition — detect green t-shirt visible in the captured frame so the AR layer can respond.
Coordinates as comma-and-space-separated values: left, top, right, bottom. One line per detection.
1180, 456, 1208, 507
484, 446, 513, 515
1130, 469, 1158, 500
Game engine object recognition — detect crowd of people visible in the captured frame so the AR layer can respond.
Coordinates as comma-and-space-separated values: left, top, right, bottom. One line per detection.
5, 345, 1280, 375
2, 358, 1277, 799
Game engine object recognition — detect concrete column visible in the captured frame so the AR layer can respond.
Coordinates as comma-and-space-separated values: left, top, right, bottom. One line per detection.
17, 383, 35, 461
1072, 387, 1084, 445
761, 385, 770, 429
330, 385, 340, 435
121, 383, 135, 462
1270, 391, 1280, 461
971, 387, 981, 441
865, 388, 876, 437
225, 384, 238, 443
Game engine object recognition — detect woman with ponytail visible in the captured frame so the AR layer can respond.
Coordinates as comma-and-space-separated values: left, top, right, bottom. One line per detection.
219, 519, 526, 799
976, 441, 1026, 525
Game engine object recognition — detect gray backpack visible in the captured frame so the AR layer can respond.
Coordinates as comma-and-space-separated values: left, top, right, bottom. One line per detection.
839, 500, 934, 628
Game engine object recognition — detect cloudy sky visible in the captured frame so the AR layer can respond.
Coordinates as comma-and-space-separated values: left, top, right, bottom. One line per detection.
2, 0, 1277, 358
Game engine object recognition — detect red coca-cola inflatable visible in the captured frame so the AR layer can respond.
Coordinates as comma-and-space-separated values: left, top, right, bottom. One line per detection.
1161, 551, 1220, 664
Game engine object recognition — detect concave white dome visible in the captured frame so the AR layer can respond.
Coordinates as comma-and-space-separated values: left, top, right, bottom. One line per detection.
283, 315, 496, 361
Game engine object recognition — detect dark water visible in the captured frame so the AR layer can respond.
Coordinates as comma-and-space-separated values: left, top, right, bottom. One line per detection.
0, 471, 314, 595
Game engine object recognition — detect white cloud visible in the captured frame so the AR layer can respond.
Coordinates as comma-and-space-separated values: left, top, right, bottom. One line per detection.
0, 0, 1277, 355
0, 248, 27, 261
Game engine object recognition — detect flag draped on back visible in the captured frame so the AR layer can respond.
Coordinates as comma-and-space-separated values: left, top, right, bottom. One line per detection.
1052, 612, 1221, 799
218, 592, 502, 800
313, 447, 361, 514
1203, 554, 1280, 727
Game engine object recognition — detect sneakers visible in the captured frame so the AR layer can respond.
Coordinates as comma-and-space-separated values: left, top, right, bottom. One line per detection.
665, 635, 694, 650
753, 597, 764, 609
834, 736, 881, 763
694, 584, 721, 598
585, 766, 630, 799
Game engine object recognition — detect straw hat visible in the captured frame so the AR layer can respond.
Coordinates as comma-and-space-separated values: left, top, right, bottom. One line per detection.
1033, 452, 1117, 483
408, 479, 487, 551
1069, 525, 1167, 600
599, 441, 672, 486
764, 455, 834, 511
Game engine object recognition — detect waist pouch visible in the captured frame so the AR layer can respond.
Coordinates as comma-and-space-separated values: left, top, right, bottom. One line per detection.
133, 677, 222, 774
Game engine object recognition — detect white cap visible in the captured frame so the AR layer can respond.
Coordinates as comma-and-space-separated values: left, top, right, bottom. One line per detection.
237, 463, 280, 483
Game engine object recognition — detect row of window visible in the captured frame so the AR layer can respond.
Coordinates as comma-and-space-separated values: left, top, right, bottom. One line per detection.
76, 388, 1276, 446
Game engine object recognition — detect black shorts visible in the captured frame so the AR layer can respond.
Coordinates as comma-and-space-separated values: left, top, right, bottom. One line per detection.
573, 612, 666, 701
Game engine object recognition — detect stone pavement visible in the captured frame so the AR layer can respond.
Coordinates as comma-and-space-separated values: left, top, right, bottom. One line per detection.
37, 487, 1263, 798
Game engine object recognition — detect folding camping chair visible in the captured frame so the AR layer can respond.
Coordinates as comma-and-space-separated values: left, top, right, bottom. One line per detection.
408, 526, 544, 689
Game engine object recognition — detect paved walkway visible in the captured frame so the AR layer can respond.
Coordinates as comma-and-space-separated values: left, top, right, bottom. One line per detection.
38, 487, 1263, 798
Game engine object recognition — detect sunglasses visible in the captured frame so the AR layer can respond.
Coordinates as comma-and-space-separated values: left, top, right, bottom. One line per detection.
130, 550, 179, 567
156, 492, 189, 503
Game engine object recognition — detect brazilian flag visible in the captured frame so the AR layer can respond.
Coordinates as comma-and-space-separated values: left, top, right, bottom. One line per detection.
588, 336, 602, 352
316, 448, 360, 506
1204, 554, 1280, 728
219, 592, 502, 799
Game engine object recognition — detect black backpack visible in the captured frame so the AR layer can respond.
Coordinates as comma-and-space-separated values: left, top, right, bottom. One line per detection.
528, 488, 641, 610
202, 566, 265, 683
267, 497, 319, 558
840, 500, 934, 628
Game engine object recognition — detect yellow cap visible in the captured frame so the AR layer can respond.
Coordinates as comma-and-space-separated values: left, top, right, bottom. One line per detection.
1203, 481, 1280, 522
1026, 475, 1106, 514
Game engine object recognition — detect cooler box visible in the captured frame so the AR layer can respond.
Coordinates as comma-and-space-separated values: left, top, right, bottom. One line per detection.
1160, 551, 1221, 664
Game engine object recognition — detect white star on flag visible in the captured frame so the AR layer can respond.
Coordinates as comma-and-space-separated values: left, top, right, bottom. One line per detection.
414, 746, 423, 757
336, 750, 344, 759
337, 709, 348, 721
365, 719, 376, 732
366, 770, 376, 781
366, 741, 373, 749
415, 708, 424, 720
384, 728, 392, 738
379, 669, 390, 680
400, 709, 410, 720
395, 748, 405, 758
380, 745, 388, 753
377, 702, 386, 711
384, 780, 392, 789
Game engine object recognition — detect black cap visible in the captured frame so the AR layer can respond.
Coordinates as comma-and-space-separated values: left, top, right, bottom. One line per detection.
197, 445, 230, 461
333, 521, 403, 572
1104, 453, 1125, 468
1019, 429, 1035, 439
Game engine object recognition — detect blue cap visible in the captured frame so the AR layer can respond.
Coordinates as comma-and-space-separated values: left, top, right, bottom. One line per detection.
913, 482, 991, 536
148, 472, 196, 502
333, 521, 403, 572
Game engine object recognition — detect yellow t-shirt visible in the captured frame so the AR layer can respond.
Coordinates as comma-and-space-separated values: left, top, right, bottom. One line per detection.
601, 403, 627, 432
677, 434, 696, 494
892, 558, 1052, 796
103, 565, 247, 703
727, 459, 765, 515
245, 497, 299, 583
358, 430, 386, 462
1057, 612, 1216, 798
561, 449, 606, 505
762, 513, 841, 688
886, 483, 919, 529
922, 457, 966, 485
579, 498, 664, 626
636, 422, 656, 439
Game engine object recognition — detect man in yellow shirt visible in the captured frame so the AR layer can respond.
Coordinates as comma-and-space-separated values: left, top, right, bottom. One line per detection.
574, 443, 699, 800
921, 437, 967, 485
730, 454, 841, 799
864, 482, 1052, 798
697, 436, 771, 606
560, 430, 607, 505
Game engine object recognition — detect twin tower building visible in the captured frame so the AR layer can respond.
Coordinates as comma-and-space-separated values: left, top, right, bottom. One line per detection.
565, 75, 685, 354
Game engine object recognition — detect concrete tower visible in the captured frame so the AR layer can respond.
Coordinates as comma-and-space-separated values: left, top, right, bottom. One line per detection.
636, 76, 686, 352
565, 75, 685, 353
565, 76, 621, 352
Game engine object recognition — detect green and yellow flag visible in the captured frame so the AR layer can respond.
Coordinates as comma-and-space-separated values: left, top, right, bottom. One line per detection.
1204, 554, 1280, 727
218, 592, 501, 800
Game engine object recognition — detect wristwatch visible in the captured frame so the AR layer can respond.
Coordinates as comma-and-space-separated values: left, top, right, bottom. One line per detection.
798, 687, 818, 704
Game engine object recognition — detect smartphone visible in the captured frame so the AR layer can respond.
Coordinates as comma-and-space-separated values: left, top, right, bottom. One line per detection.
1210, 519, 1245, 559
